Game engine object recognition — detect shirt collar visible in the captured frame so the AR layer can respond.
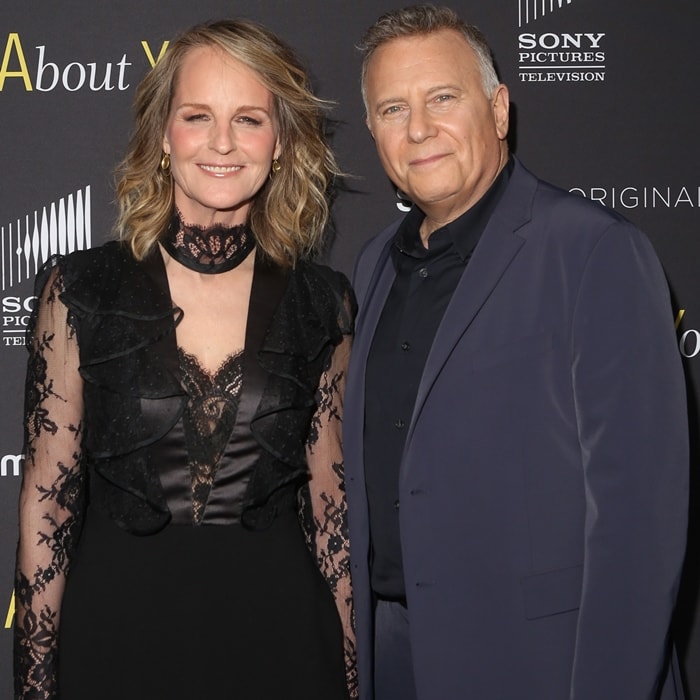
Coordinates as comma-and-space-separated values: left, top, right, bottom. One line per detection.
393, 156, 514, 262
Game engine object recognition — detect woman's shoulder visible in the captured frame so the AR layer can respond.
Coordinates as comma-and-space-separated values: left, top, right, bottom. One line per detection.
296, 259, 349, 286
291, 260, 357, 329
32, 240, 123, 298
293, 260, 354, 305
36, 239, 127, 282
58, 239, 131, 275
37, 240, 167, 319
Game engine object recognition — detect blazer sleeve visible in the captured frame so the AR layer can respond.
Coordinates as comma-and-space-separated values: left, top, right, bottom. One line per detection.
568, 219, 688, 699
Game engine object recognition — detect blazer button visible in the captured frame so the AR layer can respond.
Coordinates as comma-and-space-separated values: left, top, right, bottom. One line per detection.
394, 418, 405, 429
393, 499, 400, 510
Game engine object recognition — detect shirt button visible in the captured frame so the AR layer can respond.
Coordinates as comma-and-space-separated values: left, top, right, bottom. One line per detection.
401, 341, 410, 351
393, 499, 400, 510
394, 418, 405, 429
418, 267, 428, 278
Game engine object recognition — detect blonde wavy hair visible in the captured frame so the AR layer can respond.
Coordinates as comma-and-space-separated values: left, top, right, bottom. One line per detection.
115, 18, 340, 266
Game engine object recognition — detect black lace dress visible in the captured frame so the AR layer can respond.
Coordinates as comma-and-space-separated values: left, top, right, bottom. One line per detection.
14, 241, 356, 699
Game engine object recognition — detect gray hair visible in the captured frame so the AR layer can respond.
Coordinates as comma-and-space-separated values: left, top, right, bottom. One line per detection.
358, 4, 501, 109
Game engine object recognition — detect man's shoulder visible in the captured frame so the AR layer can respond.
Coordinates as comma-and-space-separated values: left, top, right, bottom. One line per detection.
352, 217, 402, 287
356, 218, 403, 263
515, 160, 631, 230
508, 163, 664, 285
505, 159, 646, 261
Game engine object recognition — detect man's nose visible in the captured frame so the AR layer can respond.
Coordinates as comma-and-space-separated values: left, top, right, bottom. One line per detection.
407, 105, 437, 143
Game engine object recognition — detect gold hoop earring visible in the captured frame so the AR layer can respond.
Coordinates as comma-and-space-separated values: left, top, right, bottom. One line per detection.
160, 153, 171, 175
271, 158, 281, 174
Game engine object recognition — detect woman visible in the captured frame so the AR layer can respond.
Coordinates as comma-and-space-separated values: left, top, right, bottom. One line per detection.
14, 18, 356, 700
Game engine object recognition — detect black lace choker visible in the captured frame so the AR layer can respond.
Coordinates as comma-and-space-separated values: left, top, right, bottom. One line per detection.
161, 210, 255, 274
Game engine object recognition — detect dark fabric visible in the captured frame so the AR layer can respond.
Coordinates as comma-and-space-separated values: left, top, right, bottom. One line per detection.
344, 158, 688, 700
373, 600, 418, 700
15, 239, 357, 698
42, 242, 354, 533
364, 159, 513, 599
58, 507, 348, 700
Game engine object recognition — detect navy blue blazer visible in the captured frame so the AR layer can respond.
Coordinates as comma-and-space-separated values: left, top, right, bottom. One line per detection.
344, 158, 688, 699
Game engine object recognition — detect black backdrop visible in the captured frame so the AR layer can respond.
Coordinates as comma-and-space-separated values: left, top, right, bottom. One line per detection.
2, 1, 699, 696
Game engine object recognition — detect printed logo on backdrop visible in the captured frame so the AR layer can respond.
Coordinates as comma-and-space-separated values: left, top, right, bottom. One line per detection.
0, 33, 170, 92
0, 454, 22, 477
396, 189, 412, 213
5, 590, 14, 630
676, 310, 700, 360
517, 0, 606, 83
569, 185, 700, 210
2, 187, 91, 347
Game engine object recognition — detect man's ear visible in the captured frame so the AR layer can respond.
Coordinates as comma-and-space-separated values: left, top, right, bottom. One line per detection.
492, 84, 510, 141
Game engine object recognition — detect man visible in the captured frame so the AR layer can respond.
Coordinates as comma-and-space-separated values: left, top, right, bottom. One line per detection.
343, 5, 688, 700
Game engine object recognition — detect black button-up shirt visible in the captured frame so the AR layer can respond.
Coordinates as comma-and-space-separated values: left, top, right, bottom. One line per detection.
364, 159, 514, 600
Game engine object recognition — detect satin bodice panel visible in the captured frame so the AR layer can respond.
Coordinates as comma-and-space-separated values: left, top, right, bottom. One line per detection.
155, 349, 263, 525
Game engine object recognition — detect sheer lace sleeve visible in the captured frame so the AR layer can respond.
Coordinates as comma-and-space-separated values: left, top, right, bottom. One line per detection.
14, 265, 85, 700
304, 302, 357, 698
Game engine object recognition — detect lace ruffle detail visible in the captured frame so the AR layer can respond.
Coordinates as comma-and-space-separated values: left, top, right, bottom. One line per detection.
41, 244, 355, 535
53, 242, 186, 533
242, 261, 356, 529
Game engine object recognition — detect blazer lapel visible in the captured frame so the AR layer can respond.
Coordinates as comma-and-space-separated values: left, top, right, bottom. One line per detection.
353, 237, 396, 368
345, 229, 398, 483
404, 161, 537, 450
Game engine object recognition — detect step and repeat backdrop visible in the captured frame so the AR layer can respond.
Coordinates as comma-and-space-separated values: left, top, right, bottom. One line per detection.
1, 0, 699, 696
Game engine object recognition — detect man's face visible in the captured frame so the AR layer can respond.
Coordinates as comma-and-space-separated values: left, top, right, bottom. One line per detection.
365, 29, 509, 225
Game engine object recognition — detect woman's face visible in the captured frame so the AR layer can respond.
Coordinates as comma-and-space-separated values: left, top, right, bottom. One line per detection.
163, 45, 281, 226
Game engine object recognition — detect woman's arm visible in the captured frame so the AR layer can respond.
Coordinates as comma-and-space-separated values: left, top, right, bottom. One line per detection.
14, 266, 85, 700
304, 300, 357, 697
